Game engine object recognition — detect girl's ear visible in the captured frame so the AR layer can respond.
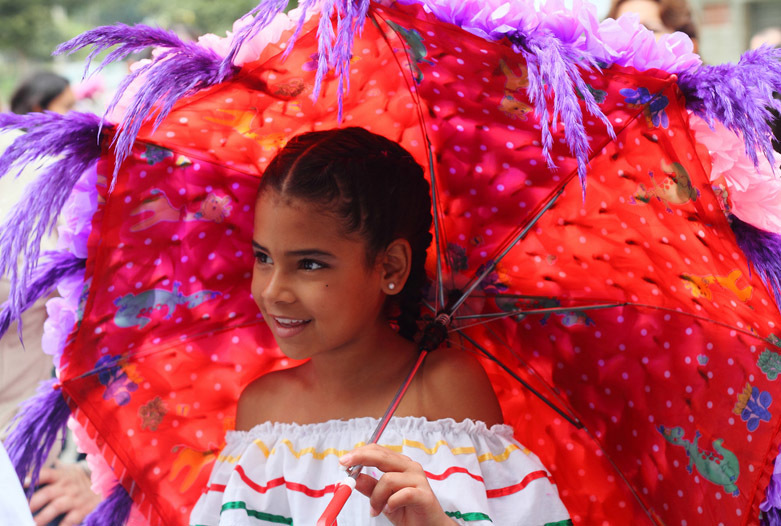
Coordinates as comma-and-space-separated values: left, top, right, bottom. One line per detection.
380, 239, 412, 295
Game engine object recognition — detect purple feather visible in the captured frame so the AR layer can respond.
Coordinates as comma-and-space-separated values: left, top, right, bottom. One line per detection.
679, 46, 781, 172
730, 214, 781, 308
0, 251, 85, 342
56, 24, 235, 182
508, 31, 614, 194
83, 483, 133, 526
0, 112, 102, 336
220, 0, 290, 78
227, 0, 372, 118
764, 507, 781, 526
4, 378, 70, 493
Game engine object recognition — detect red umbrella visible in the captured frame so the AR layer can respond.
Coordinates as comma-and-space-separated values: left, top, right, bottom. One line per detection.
3, 1, 781, 525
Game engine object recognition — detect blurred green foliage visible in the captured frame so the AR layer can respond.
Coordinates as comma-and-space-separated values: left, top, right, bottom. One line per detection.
0, 0, 267, 60
0, 0, 301, 103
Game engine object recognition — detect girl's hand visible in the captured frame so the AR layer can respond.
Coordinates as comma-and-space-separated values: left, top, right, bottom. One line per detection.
339, 444, 454, 526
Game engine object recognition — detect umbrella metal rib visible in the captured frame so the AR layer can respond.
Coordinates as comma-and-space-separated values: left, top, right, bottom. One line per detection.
447, 187, 564, 315
453, 323, 658, 524
450, 303, 630, 331
456, 330, 583, 429
373, 9, 450, 311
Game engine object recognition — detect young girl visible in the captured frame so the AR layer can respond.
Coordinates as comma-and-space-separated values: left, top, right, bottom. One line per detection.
189, 127, 570, 525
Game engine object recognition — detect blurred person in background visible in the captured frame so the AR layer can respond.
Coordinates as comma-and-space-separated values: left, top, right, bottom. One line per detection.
607, 0, 699, 52
10, 72, 76, 115
2, 71, 101, 526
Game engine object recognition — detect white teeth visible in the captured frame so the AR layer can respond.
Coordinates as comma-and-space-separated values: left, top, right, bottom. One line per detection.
275, 317, 308, 325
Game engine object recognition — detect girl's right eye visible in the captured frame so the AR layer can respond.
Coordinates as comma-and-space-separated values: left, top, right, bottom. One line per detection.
254, 252, 273, 265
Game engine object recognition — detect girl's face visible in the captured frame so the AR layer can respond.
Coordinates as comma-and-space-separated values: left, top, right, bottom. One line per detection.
251, 191, 388, 361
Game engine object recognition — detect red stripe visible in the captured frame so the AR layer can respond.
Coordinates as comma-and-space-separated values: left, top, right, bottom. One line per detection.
236, 465, 339, 498
206, 467, 552, 500
485, 470, 552, 498
425, 466, 485, 483
204, 483, 226, 494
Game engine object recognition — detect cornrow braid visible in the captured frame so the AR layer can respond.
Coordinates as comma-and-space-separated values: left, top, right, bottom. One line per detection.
258, 127, 433, 341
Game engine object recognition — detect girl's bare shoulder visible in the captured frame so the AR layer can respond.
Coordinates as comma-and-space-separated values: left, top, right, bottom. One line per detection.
419, 348, 504, 426
235, 368, 303, 430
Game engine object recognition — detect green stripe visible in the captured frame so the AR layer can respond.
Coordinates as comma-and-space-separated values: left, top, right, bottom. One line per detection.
220, 501, 293, 525
544, 520, 574, 526
445, 510, 493, 522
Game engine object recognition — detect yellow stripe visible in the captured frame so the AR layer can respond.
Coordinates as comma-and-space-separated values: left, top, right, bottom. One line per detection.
476, 443, 524, 462
401, 439, 476, 456
243, 437, 525, 463
217, 453, 242, 464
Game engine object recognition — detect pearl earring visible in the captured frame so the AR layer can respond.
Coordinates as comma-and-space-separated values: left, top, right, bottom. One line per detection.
388, 283, 396, 291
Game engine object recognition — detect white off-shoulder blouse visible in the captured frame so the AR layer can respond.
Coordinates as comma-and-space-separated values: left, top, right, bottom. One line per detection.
189, 417, 571, 526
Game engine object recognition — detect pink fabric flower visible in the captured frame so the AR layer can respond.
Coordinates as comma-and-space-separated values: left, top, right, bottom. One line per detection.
401, 0, 702, 74
197, 8, 306, 66
68, 419, 150, 526
689, 114, 781, 234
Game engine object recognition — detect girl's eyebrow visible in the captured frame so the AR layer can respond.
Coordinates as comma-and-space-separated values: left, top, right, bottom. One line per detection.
252, 241, 334, 258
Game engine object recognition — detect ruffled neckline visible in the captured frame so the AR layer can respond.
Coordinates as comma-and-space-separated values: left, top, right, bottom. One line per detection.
226, 416, 515, 442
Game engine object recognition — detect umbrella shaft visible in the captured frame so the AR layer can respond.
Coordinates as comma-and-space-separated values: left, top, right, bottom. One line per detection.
344, 349, 430, 482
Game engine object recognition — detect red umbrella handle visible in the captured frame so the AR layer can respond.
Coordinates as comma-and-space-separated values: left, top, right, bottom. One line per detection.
317, 477, 356, 526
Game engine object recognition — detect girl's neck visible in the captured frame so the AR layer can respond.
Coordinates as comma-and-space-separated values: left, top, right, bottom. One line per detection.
302, 321, 419, 401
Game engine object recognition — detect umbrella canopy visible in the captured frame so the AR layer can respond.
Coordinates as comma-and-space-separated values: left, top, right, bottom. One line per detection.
3, 1, 781, 525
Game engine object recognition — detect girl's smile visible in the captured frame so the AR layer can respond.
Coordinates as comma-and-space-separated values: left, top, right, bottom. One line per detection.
269, 316, 311, 338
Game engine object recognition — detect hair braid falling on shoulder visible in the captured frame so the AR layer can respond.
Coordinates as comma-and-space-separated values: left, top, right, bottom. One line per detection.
258, 127, 433, 341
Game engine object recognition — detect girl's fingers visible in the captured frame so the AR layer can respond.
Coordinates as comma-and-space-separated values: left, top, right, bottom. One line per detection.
353, 472, 379, 498
342, 444, 447, 522
340, 443, 418, 474
385, 486, 440, 516
367, 471, 416, 515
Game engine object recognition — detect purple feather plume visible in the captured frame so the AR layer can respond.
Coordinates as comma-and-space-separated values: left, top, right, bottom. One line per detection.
730, 214, 781, 308
227, 0, 372, 118
763, 509, 781, 526
508, 31, 614, 193
764, 470, 781, 526
220, 0, 290, 78
0, 251, 85, 342
56, 25, 235, 181
679, 46, 781, 171
83, 483, 133, 526
4, 378, 70, 493
0, 112, 102, 336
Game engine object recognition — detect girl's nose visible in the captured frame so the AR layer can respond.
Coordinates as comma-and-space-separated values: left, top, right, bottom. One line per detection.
260, 269, 295, 304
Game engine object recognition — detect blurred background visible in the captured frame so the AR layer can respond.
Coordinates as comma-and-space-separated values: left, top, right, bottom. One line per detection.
592, 0, 781, 62
0, 0, 779, 111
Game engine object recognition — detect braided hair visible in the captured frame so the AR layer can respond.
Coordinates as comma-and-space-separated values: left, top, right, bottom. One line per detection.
257, 127, 433, 341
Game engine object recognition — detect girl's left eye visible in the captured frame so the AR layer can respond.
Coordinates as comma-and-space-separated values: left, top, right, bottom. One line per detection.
254, 251, 272, 265
299, 259, 327, 271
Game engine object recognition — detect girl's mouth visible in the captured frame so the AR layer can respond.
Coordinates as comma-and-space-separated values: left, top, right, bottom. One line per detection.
271, 316, 312, 338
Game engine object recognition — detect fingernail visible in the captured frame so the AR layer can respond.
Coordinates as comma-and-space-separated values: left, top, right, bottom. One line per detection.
383, 504, 392, 515
338, 453, 353, 465
369, 506, 380, 517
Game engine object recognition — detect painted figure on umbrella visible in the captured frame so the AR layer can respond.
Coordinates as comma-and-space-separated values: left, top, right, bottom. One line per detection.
189, 127, 571, 525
